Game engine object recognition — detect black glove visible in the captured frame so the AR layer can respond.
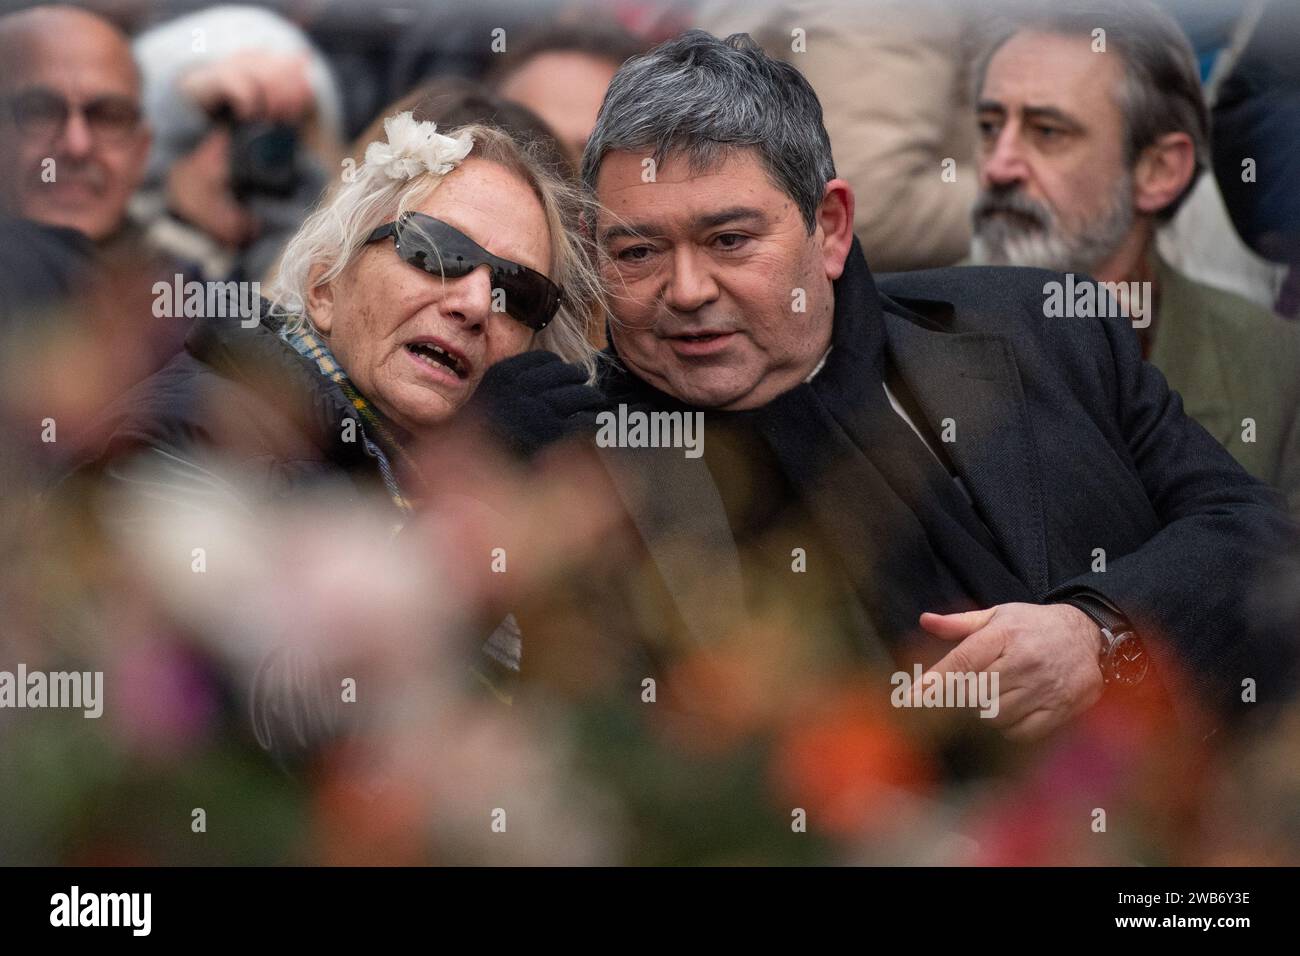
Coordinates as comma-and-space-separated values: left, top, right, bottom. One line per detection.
465, 350, 607, 458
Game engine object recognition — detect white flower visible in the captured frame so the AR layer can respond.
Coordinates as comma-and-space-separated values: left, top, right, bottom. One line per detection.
363, 110, 474, 181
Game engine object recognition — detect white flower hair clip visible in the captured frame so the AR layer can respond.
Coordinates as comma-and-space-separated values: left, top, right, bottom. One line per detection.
363, 111, 474, 181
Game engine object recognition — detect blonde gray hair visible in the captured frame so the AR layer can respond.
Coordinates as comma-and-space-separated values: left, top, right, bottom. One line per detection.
267, 121, 603, 380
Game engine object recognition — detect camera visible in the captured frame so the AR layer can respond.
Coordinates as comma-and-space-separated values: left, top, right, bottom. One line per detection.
227, 119, 301, 201
208, 104, 302, 201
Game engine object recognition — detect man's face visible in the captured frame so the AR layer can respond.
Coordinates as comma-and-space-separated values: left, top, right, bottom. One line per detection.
595, 148, 837, 410
972, 30, 1134, 275
498, 52, 619, 166
0, 14, 149, 241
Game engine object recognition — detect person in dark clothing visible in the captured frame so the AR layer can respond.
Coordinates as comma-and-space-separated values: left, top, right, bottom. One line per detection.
57, 114, 606, 763
1212, 0, 1300, 317
73, 115, 602, 497
0, 7, 205, 395
568, 31, 1298, 739
0, 218, 96, 325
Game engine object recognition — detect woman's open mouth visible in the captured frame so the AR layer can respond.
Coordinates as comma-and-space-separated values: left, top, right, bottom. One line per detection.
405, 341, 469, 381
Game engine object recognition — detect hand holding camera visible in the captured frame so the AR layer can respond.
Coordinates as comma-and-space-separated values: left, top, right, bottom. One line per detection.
167, 51, 318, 247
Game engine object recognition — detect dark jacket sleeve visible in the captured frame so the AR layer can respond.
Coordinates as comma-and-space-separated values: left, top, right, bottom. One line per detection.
1045, 308, 1300, 720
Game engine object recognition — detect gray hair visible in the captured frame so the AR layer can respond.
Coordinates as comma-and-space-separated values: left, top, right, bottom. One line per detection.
267, 121, 602, 380
580, 30, 836, 233
974, 0, 1209, 221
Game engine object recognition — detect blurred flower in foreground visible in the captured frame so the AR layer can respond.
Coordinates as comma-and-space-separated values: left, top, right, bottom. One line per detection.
769, 680, 935, 841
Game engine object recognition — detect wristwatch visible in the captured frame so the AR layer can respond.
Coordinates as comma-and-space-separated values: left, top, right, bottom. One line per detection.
1063, 593, 1150, 688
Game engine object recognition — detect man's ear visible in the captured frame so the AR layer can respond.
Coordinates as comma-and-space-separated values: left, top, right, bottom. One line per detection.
1133, 132, 1196, 217
305, 264, 337, 335
816, 179, 855, 281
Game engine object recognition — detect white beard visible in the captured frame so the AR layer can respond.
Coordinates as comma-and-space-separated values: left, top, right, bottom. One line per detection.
971, 227, 1079, 271
971, 175, 1135, 276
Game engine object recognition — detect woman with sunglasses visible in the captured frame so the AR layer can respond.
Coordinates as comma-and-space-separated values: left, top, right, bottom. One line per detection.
73, 111, 605, 511
54, 112, 609, 764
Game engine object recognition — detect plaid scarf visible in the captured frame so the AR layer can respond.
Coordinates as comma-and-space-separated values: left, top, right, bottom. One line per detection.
280, 323, 420, 519
281, 322, 524, 691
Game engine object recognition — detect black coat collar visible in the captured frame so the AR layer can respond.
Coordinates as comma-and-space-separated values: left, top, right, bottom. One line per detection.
599, 239, 1051, 606
823, 243, 1050, 595
185, 305, 371, 470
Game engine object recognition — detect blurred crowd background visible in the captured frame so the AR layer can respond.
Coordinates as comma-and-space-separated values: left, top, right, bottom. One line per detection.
1, 0, 1299, 865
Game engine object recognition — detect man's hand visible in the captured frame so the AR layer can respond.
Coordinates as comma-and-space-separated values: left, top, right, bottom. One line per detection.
916, 603, 1105, 741
178, 51, 315, 124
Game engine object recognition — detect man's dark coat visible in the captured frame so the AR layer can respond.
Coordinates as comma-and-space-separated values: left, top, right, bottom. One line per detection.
594, 239, 1298, 722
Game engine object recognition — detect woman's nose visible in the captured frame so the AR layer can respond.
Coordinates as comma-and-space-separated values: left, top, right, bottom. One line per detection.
438, 264, 495, 331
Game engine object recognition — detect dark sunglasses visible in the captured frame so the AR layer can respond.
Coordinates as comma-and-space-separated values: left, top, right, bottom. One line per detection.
366, 212, 563, 332
4, 88, 141, 145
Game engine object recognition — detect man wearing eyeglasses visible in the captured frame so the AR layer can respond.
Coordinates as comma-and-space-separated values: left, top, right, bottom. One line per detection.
0, 5, 150, 244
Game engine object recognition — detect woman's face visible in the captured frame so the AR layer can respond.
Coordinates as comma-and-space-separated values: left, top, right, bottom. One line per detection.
308, 157, 551, 434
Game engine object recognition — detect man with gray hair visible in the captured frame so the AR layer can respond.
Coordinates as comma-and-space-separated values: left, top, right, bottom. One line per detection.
969, 0, 1300, 514
577, 30, 1295, 739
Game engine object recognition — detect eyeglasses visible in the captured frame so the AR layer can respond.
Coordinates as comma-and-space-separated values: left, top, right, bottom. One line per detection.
366, 212, 563, 332
3, 88, 142, 146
